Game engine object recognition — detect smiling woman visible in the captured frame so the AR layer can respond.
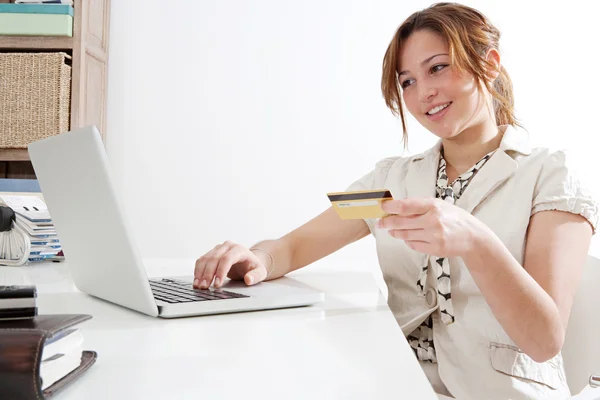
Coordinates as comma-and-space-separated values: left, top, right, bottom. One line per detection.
361, 3, 597, 399
191, 3, 599, 399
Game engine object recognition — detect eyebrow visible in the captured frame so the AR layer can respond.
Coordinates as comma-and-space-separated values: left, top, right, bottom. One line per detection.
398, 53, 449, 77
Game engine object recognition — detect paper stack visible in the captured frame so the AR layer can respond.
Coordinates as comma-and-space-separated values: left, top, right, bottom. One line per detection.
0, 195, 62, 266
40, 327, 84, 390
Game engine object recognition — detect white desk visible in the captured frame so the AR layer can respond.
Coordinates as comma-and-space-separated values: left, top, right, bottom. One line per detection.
0, 261, 441, 400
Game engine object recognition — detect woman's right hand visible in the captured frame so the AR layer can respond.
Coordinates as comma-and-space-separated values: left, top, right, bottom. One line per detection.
193, 241, 269, 289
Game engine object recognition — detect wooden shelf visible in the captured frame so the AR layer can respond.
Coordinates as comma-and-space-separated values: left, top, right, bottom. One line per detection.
0, 36, 73, 50
0, 0, 110, 179
0, 149, 29, 162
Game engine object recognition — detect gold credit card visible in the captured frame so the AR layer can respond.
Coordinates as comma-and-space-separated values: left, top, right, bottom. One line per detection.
327, 189, 393, 220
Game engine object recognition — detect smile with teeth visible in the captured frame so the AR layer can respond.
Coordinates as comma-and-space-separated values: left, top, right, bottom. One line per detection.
426, 102, 451, 115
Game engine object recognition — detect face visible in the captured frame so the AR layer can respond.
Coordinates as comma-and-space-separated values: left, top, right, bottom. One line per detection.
398, 29, 492, 140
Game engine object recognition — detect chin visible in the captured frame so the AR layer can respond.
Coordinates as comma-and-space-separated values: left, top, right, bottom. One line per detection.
424, 124, 459, 140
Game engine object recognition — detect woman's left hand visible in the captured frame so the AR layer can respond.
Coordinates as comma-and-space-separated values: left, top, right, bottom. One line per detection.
376, 197, 485, 258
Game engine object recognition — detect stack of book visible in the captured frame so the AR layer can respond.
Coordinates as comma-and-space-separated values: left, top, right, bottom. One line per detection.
0, 284, 37, 320
0, 0, 74, 37
0, 195, 62, 266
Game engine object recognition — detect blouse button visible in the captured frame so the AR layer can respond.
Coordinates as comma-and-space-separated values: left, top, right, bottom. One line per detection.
426, 288, 437, 308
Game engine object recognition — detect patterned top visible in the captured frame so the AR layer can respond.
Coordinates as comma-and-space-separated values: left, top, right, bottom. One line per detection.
408, 148, 495, 363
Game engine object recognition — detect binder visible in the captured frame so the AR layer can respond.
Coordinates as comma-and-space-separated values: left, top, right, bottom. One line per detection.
0, 13, 73, 37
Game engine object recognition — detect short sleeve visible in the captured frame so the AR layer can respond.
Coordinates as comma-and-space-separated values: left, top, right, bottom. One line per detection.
345, 156, 399, 192
531, 150, 599, 234
344, 156, 400, 232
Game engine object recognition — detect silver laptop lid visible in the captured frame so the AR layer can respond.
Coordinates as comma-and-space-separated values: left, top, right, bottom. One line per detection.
28, 126, 158, 317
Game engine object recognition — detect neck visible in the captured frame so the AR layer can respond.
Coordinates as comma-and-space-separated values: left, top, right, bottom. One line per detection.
442, 119, 502, 174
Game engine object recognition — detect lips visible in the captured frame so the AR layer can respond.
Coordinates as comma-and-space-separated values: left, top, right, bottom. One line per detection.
425, 102, 452, 122
426, 102, 452, 116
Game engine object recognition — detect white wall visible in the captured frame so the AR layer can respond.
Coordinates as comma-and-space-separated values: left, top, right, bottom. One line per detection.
105, 0, 600, 282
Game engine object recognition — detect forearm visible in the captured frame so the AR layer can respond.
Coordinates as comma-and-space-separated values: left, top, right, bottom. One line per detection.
250, 210, 369, 281
462, 224, 564, 362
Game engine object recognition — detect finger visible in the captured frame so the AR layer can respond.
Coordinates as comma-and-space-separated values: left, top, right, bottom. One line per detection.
194, 243, 228, 279
381, 198, 435, 216
213, 246, 258, 288
244, 263, 268, 286
377, 214, 427, 230
405, 240, 430, 253
195, 243, 232, 289
194, 257, 210, 287
388, 228, 430, 242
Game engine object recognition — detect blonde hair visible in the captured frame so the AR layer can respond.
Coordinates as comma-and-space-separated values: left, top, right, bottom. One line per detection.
381, 2, 520, 145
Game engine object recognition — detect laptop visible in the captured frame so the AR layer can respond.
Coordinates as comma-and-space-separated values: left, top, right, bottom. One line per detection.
27, 126, 324, 318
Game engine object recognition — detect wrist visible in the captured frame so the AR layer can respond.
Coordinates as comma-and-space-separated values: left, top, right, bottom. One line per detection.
250, 247, 275, 278
464, 217, 494, 261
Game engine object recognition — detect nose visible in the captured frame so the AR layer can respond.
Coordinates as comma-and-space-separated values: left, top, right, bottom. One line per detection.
419, 83, 438, 104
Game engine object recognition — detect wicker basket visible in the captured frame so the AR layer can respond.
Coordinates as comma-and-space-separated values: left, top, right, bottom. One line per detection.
0, 52, 71, 148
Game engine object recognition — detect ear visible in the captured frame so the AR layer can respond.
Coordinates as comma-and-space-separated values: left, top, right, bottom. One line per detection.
485, 48, 501, 81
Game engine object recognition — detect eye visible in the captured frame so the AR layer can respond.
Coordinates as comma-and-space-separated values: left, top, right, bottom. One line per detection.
401, 78, 415, 89
431, 64, 448, 73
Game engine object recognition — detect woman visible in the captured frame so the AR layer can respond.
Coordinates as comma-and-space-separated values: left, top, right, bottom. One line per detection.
192, 3, 598, 399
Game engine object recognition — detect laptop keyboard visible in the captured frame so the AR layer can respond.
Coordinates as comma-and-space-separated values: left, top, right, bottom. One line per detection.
149, 278, 249, 304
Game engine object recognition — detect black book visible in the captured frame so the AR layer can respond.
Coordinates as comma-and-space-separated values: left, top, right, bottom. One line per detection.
0, 285, 37, 319
0, 285, 37, 299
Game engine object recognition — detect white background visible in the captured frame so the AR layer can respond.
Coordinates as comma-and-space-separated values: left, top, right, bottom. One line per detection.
105, 0, 600, 282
